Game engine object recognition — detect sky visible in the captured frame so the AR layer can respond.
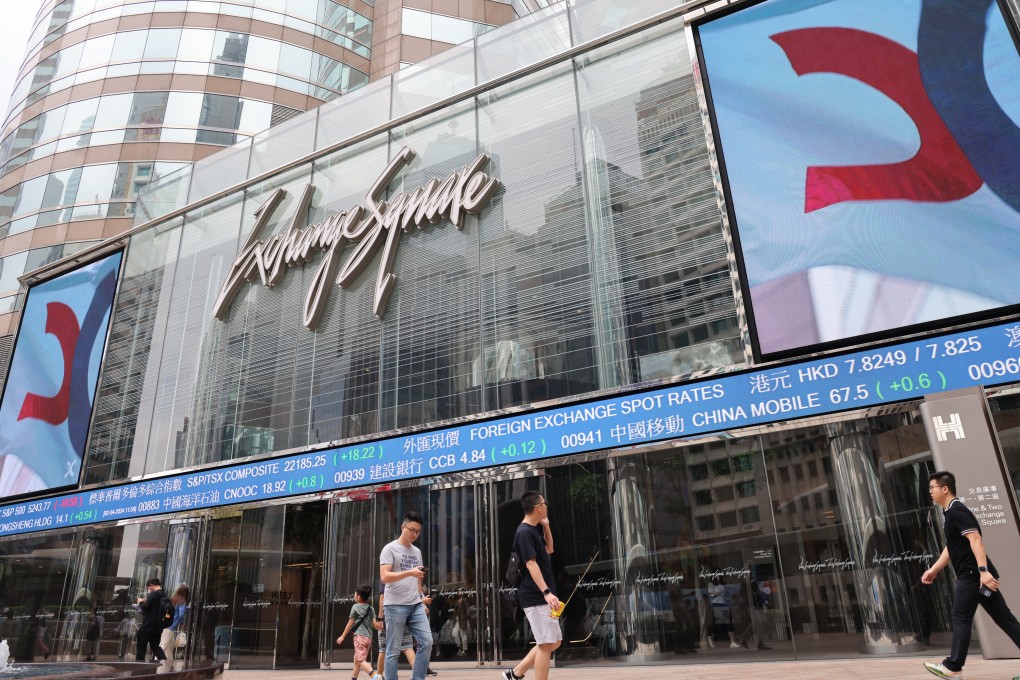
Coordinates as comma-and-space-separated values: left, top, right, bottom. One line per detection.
0, 4, 43, 123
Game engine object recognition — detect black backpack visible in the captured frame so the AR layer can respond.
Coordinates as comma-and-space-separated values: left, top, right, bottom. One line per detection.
505, 535, 523, 587
159, 596, 175, 629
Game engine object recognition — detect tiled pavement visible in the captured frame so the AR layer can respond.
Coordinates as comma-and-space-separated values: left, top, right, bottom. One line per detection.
220, 656, 1020, 679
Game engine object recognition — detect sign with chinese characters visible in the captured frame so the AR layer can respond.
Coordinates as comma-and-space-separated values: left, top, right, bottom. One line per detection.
8, 318, 1020, 537
212, 147, 500, 329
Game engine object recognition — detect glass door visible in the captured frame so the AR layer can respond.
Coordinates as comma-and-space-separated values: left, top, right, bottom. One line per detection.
484, 472, 545, 668
426, 481, 481, 665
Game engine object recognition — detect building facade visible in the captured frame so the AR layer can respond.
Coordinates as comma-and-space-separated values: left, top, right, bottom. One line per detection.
0, 0, 534, 350
1, 0, 1020, 672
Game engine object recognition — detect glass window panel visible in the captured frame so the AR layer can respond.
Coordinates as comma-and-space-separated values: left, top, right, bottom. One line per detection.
35, 107, 69, 144
212, 30, 249, 72
401, 8, 432, 40
187, 0, 221, 12
74, 163, 119, 203
476, 3, 570, 84
160, 127, 198, 143
236, 98, 272, 132
106, 62, 141, 78
245, 36, 280, 72
476, 64, 599, 406
154, 0, 188, 9
88, 130, 125, 146
79, 34, 116, 70
61, 98, 100, 136
177, 28, 216, 62
14, 175, 48, 217
128, 92, 170, 126
277, 42, 312, 81
114, 31, 150, 60
431, 13, 491, 44
52, 42, 84, 79
286, 0, 316, 21
199, 93, 242, 129
575, 21, 741, 383
143, 192, 245, 470
144, 28, 182, 59
163, 92, 204, 127
41, 169, 75, 210
0, 251, 29, 292
74, 65, 108, 86
86, 217, 184, 481
94, 93, 134, 129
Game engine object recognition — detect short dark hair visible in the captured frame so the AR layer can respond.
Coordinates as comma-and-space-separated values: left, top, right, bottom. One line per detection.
145, 577, 162, 588
403, 511, 424, 527
356, 584, 373, 602
929, 471, 957, 495
521, 491, 544, 514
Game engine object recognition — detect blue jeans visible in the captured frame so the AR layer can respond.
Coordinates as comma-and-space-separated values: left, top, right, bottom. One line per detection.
383, 602, 432, 680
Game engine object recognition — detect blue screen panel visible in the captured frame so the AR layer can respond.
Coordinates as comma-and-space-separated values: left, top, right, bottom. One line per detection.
697, 0, 1020, 356
0, 252, 123, 500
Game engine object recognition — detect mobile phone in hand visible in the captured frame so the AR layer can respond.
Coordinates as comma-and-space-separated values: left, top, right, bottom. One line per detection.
980, 583, 994, 597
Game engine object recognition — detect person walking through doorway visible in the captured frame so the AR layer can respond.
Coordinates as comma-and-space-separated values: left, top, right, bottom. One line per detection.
379, 511, 433, 680
500, 491, 561, 680
922, 470, 1020, 679
135, 578, 168, 664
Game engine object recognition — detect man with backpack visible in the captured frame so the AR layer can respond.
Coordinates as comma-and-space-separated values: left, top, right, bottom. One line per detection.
500, 491, 561, 680
135, 577, 170, 663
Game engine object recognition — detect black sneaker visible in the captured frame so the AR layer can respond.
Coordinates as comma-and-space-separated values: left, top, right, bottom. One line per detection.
500, 670, 519, 680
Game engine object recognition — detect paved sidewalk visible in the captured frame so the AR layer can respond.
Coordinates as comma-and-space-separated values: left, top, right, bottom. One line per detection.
221, 656, 1020, 679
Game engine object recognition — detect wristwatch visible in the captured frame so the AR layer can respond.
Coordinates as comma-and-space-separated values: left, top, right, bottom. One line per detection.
979, 566, 989, 573
542, 588, 551, 595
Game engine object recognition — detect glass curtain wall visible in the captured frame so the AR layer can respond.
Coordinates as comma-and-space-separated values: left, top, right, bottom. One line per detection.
87, 18, 743, 489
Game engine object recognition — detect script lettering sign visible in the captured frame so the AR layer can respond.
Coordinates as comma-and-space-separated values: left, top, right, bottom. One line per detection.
212, 147, 500, 328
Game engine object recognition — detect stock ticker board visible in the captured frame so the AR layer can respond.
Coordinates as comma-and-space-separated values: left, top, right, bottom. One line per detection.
5, 318, 1020, 537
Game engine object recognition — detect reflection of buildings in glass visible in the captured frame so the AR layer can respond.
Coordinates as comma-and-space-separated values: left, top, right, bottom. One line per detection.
630, 59, 740, 380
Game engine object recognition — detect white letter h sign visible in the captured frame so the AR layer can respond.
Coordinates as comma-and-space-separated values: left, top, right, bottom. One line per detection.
932, 413, 965, 442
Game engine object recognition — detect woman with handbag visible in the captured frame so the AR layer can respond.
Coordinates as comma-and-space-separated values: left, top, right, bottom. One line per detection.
159, 584, 190, 664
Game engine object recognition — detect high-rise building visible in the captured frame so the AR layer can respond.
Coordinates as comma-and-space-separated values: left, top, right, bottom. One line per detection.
0, 0, 540, 345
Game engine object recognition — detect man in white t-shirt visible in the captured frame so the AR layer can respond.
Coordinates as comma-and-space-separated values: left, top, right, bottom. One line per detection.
379, 511, 433, 680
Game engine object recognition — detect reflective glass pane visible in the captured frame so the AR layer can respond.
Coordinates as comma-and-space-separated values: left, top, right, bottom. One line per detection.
14, 175, 48, 216
144, 28, 182, 59
236, 98, 272, 132
94, 93, 134, 129
177, 28, 216, 62
164, 92, 204, 127
61, 98, 100, 136
245, 36, 280, 72
74, 163, 119, 203
128, 92, 170, 126
199, 93, 242, 129
112, 29, 148, 62
79, 34, 116, 70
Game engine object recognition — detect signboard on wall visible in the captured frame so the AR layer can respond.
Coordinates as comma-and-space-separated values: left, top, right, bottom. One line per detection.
0, 251, 123, 501
6, 314, 1020, 537
696, 0, 1020, 358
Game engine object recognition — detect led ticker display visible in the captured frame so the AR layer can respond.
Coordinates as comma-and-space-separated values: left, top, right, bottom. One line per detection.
5, 317, 1020, 537
0, 251, 123, 501
696, 0, 1020, 357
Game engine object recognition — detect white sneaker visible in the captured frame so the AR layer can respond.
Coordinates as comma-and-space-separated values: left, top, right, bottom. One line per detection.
924, 662, 963, 679
730, 641, 741, 648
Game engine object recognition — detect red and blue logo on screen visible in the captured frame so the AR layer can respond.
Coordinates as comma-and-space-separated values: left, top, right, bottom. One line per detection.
699, 0, 1020, 356
0, 251, 122, 499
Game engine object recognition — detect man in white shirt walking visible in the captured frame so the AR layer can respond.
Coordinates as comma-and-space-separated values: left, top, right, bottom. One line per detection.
380, 511, 433, 680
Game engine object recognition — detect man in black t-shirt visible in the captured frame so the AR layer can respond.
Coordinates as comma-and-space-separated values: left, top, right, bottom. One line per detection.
921, 471, 1020, 679
499, 491, 561, 680
135, 577, 168, 663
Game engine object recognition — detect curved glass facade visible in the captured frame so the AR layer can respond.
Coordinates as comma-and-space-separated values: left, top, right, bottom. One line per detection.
0, 0, 378, 324
2, 0, 1019, 673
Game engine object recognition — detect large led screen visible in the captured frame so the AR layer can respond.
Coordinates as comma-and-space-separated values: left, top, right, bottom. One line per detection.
0, 251, 122, 500
697, 0, 1020, 357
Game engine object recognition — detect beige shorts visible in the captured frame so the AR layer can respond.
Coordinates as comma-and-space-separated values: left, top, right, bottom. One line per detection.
524, 604, 562, 645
